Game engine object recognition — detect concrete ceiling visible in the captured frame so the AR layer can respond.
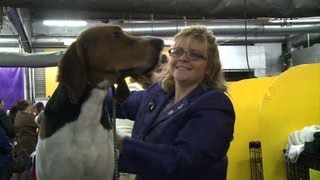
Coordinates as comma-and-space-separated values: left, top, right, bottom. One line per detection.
0, 0, 320, 53
1, 0, 320, 18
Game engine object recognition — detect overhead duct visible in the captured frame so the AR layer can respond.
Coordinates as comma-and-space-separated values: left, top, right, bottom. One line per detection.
3, 19, 319, 47
0, 51, 63, 67
0, 45, 267, 70
32, 20, 320, 37
27, 36, 285, 48
290, 33, 320, 47
0, 35, 286, 48
1, 0, 319, 18
0, 36, 20, 47
119, 21, 320, 36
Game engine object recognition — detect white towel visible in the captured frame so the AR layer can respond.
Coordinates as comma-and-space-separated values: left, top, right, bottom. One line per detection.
286, 125, 320, 162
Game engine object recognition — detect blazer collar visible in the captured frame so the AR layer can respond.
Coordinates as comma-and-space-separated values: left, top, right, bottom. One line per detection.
148, 85, 207, 129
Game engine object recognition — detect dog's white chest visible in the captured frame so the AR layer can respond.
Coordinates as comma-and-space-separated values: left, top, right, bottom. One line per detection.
36, 89, 115, 180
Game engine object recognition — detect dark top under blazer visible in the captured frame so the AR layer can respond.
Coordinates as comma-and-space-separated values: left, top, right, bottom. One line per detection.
114, 83, 235, 180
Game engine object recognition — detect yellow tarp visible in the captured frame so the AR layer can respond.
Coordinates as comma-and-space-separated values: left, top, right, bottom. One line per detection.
260, 64, 320, 180
227, 77, 276, 180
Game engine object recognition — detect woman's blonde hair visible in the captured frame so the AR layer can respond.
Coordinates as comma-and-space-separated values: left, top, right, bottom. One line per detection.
161, 25, 227, 92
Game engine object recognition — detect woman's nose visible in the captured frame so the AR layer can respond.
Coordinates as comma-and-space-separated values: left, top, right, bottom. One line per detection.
179, 52, 189, 62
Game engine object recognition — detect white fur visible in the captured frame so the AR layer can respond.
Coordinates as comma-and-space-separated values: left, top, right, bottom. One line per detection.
36, 82, 115, 180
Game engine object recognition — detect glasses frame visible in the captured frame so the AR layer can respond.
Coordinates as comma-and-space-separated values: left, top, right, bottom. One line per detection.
168, 48, 207, 61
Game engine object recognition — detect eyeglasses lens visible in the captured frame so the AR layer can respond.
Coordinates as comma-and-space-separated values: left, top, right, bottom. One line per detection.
169, 48, 205, 60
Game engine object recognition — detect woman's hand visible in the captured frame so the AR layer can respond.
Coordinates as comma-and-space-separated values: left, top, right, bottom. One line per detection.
116, 131, 128, 152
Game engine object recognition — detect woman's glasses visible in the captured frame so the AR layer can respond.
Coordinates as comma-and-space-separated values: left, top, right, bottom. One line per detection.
168, 48, 207, 61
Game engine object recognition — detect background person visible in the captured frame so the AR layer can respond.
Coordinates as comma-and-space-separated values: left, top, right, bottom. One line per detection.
32, 102, 44, 117
32, 102, 45, 126
116, 53, 169, 137
13, 100, 38, 180
117, 54, 168, 180
112, 25, 235, 180
0, 97, 15, 139
0, 124, 12, 180
132, 54, 168, 89
8, 105, 18, 124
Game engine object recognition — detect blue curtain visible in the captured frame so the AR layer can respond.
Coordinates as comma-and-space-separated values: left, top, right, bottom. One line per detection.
0, 67, 24, 111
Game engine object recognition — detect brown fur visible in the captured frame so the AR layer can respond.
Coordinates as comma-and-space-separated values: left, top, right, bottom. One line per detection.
56, 25, 163, 103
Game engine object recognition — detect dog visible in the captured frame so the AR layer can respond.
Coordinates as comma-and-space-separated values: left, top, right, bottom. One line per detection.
35, 25, 163, 180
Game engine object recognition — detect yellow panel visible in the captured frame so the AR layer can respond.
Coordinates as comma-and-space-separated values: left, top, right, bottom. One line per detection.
162, 46, 170, 57
227, 77, 276, 180
260, 64, 320, 180
45, 67, 58, 97
43, 48, 65, 97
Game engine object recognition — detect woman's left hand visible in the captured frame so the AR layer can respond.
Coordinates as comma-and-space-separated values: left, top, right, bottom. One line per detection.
116, 132, 128, 152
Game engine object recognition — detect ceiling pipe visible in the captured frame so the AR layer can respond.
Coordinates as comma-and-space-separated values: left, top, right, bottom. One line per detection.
0, 51, 63, 67
31, 35, 286, 47
0, 35, 286, 48
290, 33, 320, 47
0, 36, 286, 49
0, 36, 20, 47
118, 22, 320, 36
0, 0, 319, 18
31, 20, 320, 37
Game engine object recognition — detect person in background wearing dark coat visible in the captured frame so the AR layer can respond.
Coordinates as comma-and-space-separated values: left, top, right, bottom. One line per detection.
113, 25, 235, 180
0, 124, 12, 180
0, 97, 15, 139
13, 100, 38, 180
8, 105, 18, 124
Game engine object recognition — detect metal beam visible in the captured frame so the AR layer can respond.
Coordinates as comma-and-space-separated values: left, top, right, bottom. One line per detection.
7, 8, 32, 52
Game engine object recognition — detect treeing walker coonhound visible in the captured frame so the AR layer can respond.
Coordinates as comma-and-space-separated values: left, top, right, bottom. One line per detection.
35, 25, 163, 180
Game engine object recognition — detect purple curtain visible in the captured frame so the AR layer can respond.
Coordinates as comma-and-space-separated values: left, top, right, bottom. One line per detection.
0, 67, 24, 111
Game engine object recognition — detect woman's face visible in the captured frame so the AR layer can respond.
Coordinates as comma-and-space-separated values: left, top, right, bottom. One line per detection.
150, 63, 166, 84
169, 37, 208, 87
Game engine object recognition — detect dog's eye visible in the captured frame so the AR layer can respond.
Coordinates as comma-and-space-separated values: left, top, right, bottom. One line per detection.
113, 31, 121, 39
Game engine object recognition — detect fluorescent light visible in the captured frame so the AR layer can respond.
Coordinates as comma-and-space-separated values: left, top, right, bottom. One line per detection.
43, 20, 87, 27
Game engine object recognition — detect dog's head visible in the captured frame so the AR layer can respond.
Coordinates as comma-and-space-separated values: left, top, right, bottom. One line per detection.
57, 25, 164, 103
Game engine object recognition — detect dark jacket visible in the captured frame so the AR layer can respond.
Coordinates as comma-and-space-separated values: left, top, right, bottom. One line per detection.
14, 111, 38, 155
0, 109, 15, 139
114, 83, 235, 180
0, 126, 11, 167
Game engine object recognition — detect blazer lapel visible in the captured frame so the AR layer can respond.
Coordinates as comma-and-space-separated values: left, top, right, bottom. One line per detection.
148, 85, 207, 130
142, 90, 173, 131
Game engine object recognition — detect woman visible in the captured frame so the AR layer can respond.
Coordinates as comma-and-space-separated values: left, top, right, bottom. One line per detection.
114, 25, 235, 180
13, 100, 38, 180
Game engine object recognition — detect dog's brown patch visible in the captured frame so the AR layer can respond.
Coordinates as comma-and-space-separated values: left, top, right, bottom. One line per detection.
57, 25, 163, 103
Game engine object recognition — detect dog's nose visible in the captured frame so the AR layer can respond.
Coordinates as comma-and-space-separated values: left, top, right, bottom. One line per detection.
151, 38, 164, 50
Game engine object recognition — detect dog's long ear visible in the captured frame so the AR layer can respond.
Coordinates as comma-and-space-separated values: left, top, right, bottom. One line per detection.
115, 78, 130, 103
57, 42, 87, 104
